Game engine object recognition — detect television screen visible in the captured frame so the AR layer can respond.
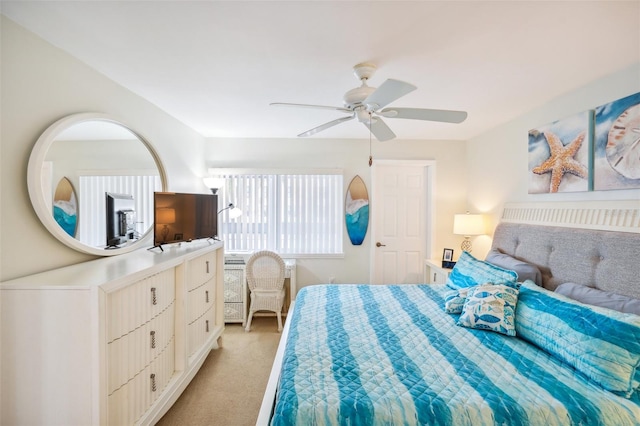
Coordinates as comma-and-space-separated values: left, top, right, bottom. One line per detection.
153, 192, 218, 247
105, 192, 136, 248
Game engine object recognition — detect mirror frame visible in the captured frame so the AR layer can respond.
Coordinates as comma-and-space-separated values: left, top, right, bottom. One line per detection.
27, 112, 168, 256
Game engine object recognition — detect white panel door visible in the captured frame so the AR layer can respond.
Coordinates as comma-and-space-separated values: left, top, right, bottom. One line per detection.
371, 161, 433, 284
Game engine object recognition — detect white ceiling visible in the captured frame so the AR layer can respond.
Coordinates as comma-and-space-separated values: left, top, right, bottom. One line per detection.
3, 1, 639, 141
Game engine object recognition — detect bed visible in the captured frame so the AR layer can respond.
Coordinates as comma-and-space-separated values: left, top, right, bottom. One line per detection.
258, 203, 640, 426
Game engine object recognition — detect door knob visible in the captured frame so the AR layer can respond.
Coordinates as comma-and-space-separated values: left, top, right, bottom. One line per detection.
376, 242, 386, 247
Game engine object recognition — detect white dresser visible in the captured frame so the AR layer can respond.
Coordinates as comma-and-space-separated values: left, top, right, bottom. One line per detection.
0, 240, 224, 426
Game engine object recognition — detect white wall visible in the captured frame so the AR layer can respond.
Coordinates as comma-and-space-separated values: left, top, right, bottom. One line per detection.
0, 16, 207, 280
205, 137, 469, 288
467, 63, 640, 258
6, 12, 636, 287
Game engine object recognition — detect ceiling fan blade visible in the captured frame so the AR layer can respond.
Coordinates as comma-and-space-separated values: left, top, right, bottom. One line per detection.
363, 79, 417, 110
298, 115, 355, 137
270, 102, 352, 114
364, 117, 396, 142
380, 107, 468, 123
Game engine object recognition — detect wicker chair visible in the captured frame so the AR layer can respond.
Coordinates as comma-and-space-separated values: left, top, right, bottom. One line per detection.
245, 250, 286, 332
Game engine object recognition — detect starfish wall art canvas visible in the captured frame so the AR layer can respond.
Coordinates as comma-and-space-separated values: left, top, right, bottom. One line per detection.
594, 92, 640, 191
528, 111, 592, 194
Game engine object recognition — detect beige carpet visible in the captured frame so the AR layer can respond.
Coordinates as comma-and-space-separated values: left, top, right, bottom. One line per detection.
157, 316, 283, 426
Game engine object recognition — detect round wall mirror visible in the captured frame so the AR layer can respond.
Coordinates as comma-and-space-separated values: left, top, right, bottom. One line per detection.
27, 112, 167, 256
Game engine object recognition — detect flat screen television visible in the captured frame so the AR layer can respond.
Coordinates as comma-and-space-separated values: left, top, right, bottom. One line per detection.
105, 192, 136, 248
153, 192, 218, 248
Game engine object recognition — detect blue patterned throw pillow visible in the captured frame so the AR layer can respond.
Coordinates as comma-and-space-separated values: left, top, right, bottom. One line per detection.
444, 287, 473, 314
516, 280, 640, 398
446, 251, 518, 291
457, 284, 520, 336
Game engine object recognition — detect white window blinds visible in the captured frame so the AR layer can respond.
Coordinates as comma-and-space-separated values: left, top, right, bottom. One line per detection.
214, 171, 343, 256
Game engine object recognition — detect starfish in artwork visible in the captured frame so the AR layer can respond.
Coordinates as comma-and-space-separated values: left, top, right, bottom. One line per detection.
532, 131, 588, 193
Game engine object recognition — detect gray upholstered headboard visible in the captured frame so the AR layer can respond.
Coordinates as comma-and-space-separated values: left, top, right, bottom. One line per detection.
491, 222, 640, 299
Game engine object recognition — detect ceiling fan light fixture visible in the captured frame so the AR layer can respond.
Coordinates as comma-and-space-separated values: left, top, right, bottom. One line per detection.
357, 108, 376, 123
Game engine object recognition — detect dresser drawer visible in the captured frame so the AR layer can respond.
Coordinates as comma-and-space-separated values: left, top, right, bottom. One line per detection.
107, 269, 175, 342
188, 252, 216, 291
187, 280, 215, 324
107, 303, 175, 394
108, 337, 176, 426
187, 305, 215, 357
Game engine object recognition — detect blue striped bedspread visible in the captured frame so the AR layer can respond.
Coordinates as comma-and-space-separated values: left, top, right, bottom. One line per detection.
270, 284, 640, 426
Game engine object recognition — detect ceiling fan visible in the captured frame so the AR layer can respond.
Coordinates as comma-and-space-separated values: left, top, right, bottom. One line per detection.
270, 62, 467, 142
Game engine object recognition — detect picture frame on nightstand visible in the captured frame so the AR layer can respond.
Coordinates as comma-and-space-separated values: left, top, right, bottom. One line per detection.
442, 248, 456, 269
443, 248, 453, 262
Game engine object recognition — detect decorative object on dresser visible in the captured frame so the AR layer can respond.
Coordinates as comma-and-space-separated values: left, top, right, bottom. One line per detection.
452, 212, 486, 252
27, 112, 167, 256
0, 240, 224, 425
245, 250, 286, 332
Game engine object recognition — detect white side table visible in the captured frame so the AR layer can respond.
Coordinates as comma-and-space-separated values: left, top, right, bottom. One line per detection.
424, 259, 453, 284
223, 264, 247, 325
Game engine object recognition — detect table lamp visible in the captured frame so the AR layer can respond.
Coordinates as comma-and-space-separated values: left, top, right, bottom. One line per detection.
453, 212, 485, 253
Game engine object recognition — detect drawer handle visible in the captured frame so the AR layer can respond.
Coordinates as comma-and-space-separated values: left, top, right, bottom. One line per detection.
433, 273, 437, 282
206, 319, 209, 333
151, 287, 157, 305
205, 290, 209, 303
150, 330, 156, 349
206, 260, 210, 274
150, 373, 157, 392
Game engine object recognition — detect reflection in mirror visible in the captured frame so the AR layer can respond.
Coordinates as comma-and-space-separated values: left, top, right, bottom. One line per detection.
28, 113, 166, 256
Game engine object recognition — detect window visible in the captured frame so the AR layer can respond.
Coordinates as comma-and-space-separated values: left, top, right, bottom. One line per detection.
211, 169, 343, 256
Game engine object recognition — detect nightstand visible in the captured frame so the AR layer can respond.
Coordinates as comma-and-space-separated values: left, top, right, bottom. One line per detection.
424, 259, 453, 284
223, 264, 247, 326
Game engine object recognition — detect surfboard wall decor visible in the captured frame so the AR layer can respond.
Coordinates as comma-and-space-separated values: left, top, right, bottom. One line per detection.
53, 176, 78, 237
345, 175, 369, 245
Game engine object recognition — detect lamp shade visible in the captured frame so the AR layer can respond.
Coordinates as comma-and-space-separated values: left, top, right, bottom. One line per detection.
228, 206, 242, 219
453, 213, 485, 236
156, 208, 176, 224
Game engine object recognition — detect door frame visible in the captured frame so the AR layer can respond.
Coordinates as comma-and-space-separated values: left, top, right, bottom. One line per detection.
369, 159, 436, 283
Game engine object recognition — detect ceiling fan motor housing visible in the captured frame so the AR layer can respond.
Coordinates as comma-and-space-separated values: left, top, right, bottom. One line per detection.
343, 62, 378, 110
343, 85, 376, 109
